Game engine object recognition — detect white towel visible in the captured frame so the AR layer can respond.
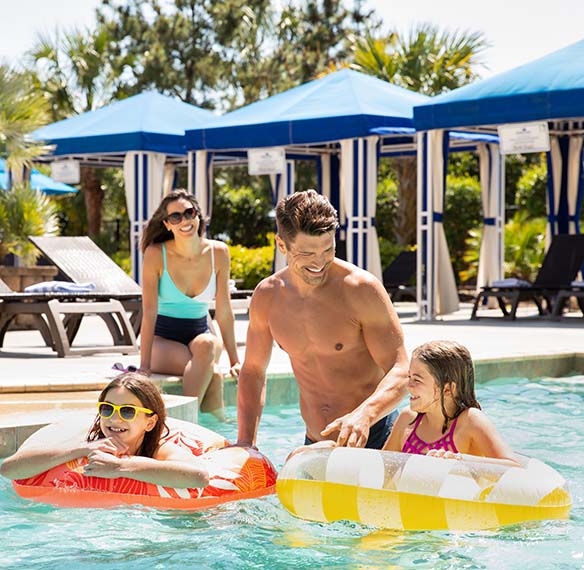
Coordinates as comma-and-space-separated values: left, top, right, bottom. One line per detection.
24, 281, 97, 293
571, 280, 584, 287
491, 278, 532, 288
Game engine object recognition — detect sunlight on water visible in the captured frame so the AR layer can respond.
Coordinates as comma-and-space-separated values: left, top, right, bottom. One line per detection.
1, 376, 583, 570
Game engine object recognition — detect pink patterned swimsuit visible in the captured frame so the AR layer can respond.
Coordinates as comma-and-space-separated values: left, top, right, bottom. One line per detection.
402, 414, 459, 455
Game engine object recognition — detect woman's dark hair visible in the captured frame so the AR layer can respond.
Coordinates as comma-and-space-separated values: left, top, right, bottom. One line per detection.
141, 189, 207, 253
412, 340, 481, 433
87, 373, 169, 458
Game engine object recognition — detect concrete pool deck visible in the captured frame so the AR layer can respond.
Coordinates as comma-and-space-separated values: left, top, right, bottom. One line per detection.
1, 302, 583, 391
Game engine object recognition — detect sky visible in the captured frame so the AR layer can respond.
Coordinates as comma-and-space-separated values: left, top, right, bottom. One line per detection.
1, 0, 583, 79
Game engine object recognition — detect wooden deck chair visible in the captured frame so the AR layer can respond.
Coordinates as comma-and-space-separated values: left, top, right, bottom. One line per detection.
382, 250, 417, 302
29, 236, 142, 334
0, 277, 138, 357
471, 234, 584, 320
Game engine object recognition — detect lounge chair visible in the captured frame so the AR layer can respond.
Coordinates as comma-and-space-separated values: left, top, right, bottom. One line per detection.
0, 277, 138, 357
382, 250, 417, 302
29, 236, 142, 334
471, 234, 584, 320
550, 282, 584, 319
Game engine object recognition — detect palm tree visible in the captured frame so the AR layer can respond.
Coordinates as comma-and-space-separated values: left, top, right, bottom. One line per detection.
0, 66, 51, 187
352, 24, 488, 245
27, 27, 118, 237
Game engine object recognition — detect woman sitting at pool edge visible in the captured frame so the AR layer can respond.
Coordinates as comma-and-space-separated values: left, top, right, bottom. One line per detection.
139, 190, 241, 420
0, 373, 210, 488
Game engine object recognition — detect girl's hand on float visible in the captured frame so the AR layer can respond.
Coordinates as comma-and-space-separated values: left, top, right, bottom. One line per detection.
83, 449, 124, 478
86, 437, 129, 458
286, 440, 336, 462
427, 449, 462, 460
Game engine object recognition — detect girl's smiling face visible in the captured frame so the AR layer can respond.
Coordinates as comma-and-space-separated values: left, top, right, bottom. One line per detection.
408, 357, 442, 413
99, 386, 158, 455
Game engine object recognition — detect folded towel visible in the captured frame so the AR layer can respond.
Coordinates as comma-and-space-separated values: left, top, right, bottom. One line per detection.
491, 278, 532, 288
571, 280, 584, 287
24, 281, 97, 293
229, 279, 238, 294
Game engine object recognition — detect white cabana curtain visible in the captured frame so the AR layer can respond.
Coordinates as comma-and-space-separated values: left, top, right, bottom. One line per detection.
123, 151, 166, 283
417, 130, 459, 317
476, 143, 504, 300
547, 134, 583, 246
339, 137, 382, 281
193, 150, 214, 219
319, 154, 331, 201
162, 163, 176, 196
270, 160, 295, 272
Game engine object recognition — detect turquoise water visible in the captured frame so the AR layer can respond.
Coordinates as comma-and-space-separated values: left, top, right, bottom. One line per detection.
1, 376, 583, 570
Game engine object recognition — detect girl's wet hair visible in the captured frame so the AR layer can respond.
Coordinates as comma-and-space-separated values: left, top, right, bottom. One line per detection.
141, 189, 207, 253
87, 373, 169, 458
412, 340, 481, 433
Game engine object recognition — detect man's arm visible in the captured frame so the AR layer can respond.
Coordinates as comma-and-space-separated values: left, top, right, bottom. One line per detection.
236, 285, 275, 447
322, 275, 409, 447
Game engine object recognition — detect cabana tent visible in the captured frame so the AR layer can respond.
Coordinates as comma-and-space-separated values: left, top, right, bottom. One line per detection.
33, 92, 215, 281
413, 39, 584, 320
0, 159, 77, 195
185, 69, 429, 279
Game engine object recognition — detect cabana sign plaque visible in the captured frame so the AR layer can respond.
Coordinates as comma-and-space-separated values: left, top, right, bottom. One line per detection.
248, 147, 286, 175
50, 159, 80, 184
497, 122, 550, 155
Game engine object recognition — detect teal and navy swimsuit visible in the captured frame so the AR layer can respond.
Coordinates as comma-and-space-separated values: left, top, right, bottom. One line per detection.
154, 242, 216, 345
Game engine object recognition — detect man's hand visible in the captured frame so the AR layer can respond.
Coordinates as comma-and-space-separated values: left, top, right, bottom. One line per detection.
285, 440, 336, 462
320, 410, 370, 448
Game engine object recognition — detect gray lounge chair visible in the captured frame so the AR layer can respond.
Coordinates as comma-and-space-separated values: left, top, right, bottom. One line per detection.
0, 276, 138, 357
29, 236, 142, 334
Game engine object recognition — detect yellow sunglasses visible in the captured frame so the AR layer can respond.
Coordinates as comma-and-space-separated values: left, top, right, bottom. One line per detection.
97, 402, 154, 422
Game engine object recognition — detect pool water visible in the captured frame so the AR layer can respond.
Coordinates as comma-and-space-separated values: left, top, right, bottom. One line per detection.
1, 376, 583, 570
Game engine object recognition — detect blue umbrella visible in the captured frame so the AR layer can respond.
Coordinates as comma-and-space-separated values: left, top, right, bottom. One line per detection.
0, 159, 78, 195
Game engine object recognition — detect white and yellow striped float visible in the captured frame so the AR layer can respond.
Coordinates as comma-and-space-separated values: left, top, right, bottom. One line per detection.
276, 448, 571, 531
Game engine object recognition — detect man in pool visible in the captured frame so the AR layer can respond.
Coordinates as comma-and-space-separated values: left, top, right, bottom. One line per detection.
236, 190, 408, 450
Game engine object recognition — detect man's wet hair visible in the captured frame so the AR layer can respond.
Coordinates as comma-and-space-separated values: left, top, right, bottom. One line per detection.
276, 190, 339, 245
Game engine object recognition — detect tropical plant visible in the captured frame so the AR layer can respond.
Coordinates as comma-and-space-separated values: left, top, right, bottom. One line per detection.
0, 66, 51, 186
351, 24, 488, 246
461, 212, 546, 284
228, 239, 274, 289
0, 185, 59, 266
515, 157, 547, 218
27, 27, 118, 236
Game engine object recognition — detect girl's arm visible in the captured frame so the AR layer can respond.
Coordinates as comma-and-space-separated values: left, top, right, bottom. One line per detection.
211, 242, 241, 377
382, 409, 414, 452
0, 426, 128, 480
83, 441, 209, 488
465, 408, 519, 465
139, 245, 162, 374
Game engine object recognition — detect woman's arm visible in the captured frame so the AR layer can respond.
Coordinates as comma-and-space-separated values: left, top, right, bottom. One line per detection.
0, 427, 128, 480
211, 242, 240, 376
139, 245, 162, 374
83, 441, 209, 488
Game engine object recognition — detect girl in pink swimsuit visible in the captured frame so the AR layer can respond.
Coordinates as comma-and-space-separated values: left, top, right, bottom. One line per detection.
382, 340, 516, 463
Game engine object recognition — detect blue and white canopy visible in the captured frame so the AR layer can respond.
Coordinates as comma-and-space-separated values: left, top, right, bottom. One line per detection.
414, 39, 584, 129
0, 159, 77, 195
186, 68, 428, 150
33, 91, 216, 157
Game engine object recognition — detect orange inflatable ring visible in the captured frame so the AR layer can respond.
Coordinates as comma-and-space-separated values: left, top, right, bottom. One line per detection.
12, 419, 277, 510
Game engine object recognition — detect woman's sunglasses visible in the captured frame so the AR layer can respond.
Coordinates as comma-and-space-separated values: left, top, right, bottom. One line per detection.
97, 402, 154, 422
165, 207, 197, 225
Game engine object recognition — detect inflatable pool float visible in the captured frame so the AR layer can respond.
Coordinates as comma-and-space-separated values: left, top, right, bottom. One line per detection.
12, 418, 277, 510
277, 448, 571, 531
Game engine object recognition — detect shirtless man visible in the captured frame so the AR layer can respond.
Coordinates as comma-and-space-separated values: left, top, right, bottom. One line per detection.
237, 190, 409, 449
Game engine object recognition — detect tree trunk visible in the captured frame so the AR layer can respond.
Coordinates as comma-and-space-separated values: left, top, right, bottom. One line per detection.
392, 156, 417, 247
80, 166, 104, 237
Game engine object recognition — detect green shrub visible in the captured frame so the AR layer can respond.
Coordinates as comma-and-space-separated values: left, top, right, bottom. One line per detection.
503, 212, 546, 281
375, 176, 399, 242
444, 175, 482, 282
515, 159, 547, 218
228, 238, 274, 289
378, 237, 406, 271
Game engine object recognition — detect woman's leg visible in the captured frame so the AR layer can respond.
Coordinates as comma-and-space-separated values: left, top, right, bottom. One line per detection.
199, 341, 225, 419
184, 333, 224, 417
150, 336, 192, 375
